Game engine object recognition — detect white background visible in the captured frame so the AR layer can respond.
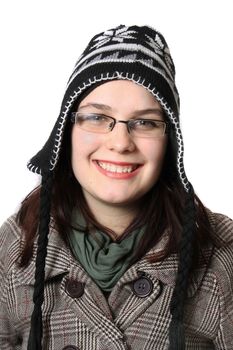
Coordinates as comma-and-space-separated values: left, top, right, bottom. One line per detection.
0, 0, 232, 225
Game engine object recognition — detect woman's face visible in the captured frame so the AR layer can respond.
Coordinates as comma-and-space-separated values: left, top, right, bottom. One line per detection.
71, 80, 168, 210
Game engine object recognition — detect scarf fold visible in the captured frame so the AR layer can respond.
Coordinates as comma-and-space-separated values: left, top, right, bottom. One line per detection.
68, 212, 145, 292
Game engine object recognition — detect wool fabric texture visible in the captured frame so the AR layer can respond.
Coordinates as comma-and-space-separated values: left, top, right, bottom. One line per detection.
26, 24, 196, 350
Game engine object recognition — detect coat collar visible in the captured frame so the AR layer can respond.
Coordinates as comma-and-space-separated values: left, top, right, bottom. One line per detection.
17, 218, 214, 298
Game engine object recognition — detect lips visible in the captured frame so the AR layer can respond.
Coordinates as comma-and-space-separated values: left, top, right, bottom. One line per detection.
96, 161, 139, 173
93, 160, 142, 178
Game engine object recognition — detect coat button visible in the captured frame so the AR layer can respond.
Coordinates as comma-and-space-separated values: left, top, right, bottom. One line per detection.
65, 279, 85, 298
132, 276, 153, 297
62, 346, 79, 350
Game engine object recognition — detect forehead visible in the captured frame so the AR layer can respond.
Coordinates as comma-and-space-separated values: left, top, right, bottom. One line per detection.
78, 80, 162, 110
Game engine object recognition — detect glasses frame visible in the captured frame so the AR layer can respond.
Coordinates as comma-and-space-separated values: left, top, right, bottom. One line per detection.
71, 112, 169, 137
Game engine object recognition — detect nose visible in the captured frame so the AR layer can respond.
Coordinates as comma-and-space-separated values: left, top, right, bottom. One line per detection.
105, 122, 136, 153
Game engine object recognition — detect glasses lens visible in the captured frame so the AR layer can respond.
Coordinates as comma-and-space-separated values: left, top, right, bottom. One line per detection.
129, 119, 166, 138
75, 113, 113, 133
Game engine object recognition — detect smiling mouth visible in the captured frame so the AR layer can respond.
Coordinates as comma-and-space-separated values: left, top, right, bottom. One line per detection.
96, 161, 140, 174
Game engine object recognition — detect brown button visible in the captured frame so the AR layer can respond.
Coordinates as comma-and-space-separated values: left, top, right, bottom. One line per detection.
62, 346, 79, 350
132, 276, 153, 297
65, 279, 85, 298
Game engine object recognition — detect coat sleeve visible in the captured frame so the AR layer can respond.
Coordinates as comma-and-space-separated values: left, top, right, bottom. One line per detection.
211, 213, 233, 349
0, 216, 22, 349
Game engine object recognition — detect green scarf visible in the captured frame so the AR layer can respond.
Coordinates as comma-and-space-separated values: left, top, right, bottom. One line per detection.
68, 212, 145, 292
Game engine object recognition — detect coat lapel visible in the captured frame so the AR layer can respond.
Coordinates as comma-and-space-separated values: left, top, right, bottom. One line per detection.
16, 218, 214, 342
108, 232, 214, 330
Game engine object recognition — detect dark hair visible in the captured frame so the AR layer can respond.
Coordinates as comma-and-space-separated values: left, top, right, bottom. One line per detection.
17, 118, 216, 268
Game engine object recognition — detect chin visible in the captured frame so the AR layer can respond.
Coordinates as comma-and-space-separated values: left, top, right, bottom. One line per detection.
102, 197, 134, 206
98, 192, 143, 207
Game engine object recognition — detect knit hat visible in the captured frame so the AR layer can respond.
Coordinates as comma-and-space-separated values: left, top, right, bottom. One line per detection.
27, 25, 195, 350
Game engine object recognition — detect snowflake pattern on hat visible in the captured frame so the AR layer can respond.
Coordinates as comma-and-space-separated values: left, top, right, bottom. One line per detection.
145, 33, 175, 77
145, 33, 165, 53
90, 25, 137, 49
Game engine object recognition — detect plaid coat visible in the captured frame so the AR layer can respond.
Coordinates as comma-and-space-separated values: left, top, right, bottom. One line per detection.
0, 209, 233, 350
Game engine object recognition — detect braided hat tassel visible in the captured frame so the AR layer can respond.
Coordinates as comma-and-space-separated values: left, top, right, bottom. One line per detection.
27, 172, 53, 350
168, 183, 196, 349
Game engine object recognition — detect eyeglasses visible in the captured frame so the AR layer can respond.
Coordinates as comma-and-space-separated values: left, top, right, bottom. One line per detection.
71, 112, 169, 138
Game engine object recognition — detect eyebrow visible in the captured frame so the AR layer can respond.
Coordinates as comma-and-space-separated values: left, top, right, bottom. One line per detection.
78, 102, 164, 118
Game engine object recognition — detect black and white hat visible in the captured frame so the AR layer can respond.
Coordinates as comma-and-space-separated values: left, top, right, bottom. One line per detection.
28, 24, 190, 192
27, 25, 195, 350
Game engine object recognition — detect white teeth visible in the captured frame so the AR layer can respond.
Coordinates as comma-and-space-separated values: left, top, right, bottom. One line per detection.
97, 161, 137, 173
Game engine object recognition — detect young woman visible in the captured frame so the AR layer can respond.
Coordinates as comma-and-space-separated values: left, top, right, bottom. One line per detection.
0, 24, 233, 350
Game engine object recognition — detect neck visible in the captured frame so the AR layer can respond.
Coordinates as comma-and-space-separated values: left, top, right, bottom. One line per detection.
83, 194, 139, 239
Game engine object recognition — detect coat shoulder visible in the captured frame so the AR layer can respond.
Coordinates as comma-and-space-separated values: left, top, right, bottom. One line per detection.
205, 208, 233, 245
0, 214, 23, 272
205, 209, 233, 294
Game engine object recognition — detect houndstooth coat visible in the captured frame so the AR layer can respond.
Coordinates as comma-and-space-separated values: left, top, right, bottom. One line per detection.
0, 209, 233, 349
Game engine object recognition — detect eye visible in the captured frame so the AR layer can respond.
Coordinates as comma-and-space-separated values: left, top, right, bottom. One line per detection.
78, 113, 109, 124
133, 119, 162, 130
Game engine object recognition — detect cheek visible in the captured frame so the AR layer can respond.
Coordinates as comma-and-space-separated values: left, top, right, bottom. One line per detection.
71, 128, 99, 155
79, 133, 97, 145
140, 138, 167, 164
72, 128, 97, 148
71, 128, 102, 171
